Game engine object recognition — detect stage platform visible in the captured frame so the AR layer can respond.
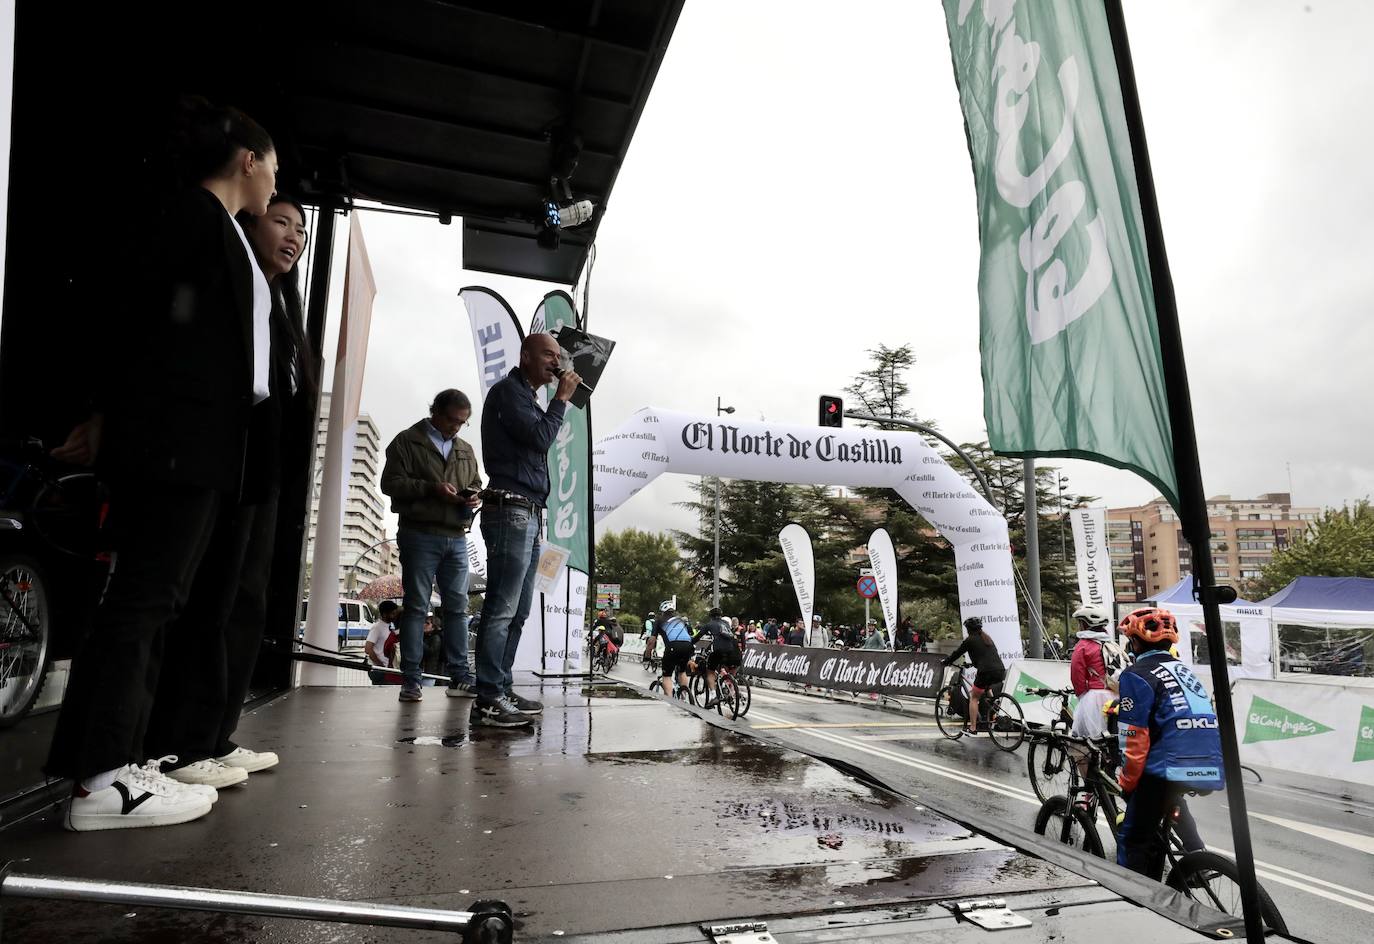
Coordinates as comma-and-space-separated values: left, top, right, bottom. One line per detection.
0, 677, 1223, 942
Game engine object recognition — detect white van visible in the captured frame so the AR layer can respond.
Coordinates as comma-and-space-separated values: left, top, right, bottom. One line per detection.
299, 598, 380, 649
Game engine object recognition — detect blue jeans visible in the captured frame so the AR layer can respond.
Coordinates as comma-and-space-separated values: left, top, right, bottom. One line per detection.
397, 528, 473, 689
475, 504, 541, 700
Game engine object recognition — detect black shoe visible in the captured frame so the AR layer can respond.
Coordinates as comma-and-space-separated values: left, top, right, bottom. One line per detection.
502, 691, 543, 715
471, 698, 532, 728
446, 680, 477, 698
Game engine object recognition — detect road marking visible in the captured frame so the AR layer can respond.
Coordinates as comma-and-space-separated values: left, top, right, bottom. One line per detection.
748, 707, 1374, 916
750, 721, 938, 730
1247, 812, 1374, 856
860, 732, 949, 741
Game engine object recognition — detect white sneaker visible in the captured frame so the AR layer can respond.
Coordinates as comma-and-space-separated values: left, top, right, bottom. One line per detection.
140, 756, 218, 803
66, 764, 212, 831
215, 745, 279, 773
165, 758, 249, 789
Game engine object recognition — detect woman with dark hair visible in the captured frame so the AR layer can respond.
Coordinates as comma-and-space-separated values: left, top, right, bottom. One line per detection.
47, 97, 279, 831
142, 196, 313, 785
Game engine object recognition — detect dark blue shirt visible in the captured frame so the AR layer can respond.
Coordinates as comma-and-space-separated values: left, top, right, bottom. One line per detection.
480, 368, 567, 507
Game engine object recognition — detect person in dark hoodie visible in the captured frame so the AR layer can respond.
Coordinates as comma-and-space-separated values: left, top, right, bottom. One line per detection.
381, 389, 484, 701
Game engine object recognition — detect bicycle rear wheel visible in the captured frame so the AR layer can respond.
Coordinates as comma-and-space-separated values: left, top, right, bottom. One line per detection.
717, 675, 740, 719
689, 671, 709, 706
935, 682, 964, 740
1027, 737, 1073, 803
986, 693, 1026, 752
1034, 795, 1105, 858
1166, 850, 1288, 935
734, 675, 751, 717
0, 555, 51, 728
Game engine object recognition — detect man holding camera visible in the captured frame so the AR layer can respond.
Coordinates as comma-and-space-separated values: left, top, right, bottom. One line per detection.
381, 389, 483, 702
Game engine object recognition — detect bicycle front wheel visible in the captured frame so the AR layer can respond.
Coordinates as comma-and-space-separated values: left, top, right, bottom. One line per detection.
717, 675, 740, 720
1166, 850, 1288, 934
1034, 795, 1105, 858
0, 555, 51, 728
1027, 737, 1073, 803
986, 693, 1026, 752
734, 676, 752, 718
689, 671, 710, 707
935, 683, 964, 740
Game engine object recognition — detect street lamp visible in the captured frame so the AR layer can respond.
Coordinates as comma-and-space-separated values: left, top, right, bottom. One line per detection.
345, 536, 396, 594
713, 397, 735, 609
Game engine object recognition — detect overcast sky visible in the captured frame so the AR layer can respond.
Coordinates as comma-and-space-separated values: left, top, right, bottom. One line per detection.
311, 0, 1374, 541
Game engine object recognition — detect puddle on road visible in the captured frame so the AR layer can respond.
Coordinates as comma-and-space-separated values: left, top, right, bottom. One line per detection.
580, 684, 652, 701
397, 734, 467, 748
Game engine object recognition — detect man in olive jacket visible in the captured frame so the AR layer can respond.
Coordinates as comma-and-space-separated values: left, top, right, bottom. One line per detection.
380, 389, 483, 700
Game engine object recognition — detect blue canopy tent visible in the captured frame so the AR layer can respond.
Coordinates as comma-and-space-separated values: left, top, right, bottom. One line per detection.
1148, 577, 1272, 678
1259, 578, 1374, 678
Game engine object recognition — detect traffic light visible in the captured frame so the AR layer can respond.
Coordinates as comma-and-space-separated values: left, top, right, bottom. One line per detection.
819, 395, 843, 427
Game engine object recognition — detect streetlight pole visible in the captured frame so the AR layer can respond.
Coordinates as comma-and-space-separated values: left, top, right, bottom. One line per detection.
712, 397, 735, 609
345, 536, 396, 595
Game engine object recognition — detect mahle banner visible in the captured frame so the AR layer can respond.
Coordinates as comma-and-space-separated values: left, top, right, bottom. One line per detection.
943, 0, 1179, 509
592, 408, 1024, 661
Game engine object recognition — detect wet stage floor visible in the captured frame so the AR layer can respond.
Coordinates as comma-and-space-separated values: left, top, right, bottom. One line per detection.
0, 677, 1210, 942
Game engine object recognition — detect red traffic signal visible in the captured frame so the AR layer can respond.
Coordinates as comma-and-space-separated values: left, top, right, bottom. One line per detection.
819, 395, 843, 427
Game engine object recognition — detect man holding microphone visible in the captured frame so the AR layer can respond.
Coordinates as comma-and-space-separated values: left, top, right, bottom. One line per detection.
470, 334, 581, 727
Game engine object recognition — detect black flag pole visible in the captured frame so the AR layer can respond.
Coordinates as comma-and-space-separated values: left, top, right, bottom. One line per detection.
1103, 1, 1266, 939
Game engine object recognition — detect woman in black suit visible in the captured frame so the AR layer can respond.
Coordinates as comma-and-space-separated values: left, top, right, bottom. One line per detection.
143, 196, 314, 785
47, 97, 279, 832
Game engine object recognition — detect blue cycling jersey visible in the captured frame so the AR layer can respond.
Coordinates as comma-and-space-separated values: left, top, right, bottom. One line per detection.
656, 616, 692, 644
1117, 651, 1224, 791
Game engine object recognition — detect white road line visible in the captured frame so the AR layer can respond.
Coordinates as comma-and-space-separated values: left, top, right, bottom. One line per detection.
1247, 811, 1374, 856
748, 707, 1374, 916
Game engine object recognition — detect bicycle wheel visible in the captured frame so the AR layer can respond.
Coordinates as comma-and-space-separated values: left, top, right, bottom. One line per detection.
734, 675, 752, 718
717, 675, 740, 719
986, 693, 1026, 752
690, 671, 710, 707
0, 555, 51, 728
648, 678, 663, 694
934, 682, 964, 740
1034, 795, 1105, 858
1027, 738, 1073, 803
1166, 850, 1288, 935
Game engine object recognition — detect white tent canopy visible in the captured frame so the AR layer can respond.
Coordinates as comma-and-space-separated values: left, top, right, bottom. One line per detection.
1148, 577, 1272, 680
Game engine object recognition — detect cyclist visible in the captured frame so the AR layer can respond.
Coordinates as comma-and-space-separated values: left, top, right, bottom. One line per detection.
1115, 606, 1222, 878
941, 617, 1005, 735
641, 610, 657, 664
589, 608, 618, 666
690, 607, 741, 705
1069, 603, 1122, 733
654, 601, 694, 698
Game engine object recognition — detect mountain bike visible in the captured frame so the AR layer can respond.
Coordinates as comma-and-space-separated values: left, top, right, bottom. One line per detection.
1032, 731, 1287, 933
934, 661, 1025, 752
687, 647, 752, 721
1023, 686, 1077, 802
0, 438, 111, 727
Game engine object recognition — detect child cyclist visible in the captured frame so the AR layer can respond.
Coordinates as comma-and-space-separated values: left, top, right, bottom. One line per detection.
1115, 606, 1220, 877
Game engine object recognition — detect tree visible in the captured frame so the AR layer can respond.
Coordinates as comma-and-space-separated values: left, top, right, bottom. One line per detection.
595, 529, 702, 627
1243, 500, 1374, 599
844, 343, 920, 422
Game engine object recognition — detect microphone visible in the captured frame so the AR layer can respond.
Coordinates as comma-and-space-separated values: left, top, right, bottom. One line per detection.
551, 366, 594, 394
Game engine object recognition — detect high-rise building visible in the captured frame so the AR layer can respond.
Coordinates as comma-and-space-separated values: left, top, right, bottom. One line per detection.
1105, 493, 1318, 602
305, 391, 399, 597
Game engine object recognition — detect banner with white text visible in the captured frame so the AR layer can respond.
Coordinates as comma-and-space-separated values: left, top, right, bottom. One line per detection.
742, 643, 944, 699
779, 522, 815, 628
867, 527, 900, 645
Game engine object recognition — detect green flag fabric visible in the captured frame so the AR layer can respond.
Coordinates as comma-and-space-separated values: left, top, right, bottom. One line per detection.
534, 292, 591, 574
943, 1, 1179, 508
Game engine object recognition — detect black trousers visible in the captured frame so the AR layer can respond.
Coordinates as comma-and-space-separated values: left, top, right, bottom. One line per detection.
46, 481, 222, 781
144, 490, 278, 766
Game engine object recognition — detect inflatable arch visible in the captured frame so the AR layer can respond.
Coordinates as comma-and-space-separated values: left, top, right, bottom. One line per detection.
592, 408, 1024, 660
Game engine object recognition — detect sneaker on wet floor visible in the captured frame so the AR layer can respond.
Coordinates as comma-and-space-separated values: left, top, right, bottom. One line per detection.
471, 698, 532, 728
215, 745, 279, 773
446, 679, 477, 698
398, 685, 423, 702
140, 756, 218, 803
502, 691, 543, 715
66, 765, 213, 832
165, 758, 249, 789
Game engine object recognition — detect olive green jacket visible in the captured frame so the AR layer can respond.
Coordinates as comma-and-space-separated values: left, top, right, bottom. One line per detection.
380, 420, 483, 536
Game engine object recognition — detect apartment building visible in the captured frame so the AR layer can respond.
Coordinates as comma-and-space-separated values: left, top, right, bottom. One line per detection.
1106, 493, 1318, 602
305, 392, 399, 596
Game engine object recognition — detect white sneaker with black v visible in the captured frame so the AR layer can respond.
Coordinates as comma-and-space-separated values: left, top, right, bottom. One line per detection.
65, 763, 213, 832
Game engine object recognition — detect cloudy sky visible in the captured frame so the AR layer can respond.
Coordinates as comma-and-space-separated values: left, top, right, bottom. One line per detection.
309, 0, 1374, 541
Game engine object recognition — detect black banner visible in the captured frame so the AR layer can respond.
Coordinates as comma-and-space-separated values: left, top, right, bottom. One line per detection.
741, 643, 944, 699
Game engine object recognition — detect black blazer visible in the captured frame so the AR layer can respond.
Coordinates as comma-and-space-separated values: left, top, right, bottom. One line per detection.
100, 187, 256, 494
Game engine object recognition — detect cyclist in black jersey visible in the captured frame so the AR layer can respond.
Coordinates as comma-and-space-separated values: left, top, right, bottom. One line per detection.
941, 617, 1006, 735
690, 607, 741, 701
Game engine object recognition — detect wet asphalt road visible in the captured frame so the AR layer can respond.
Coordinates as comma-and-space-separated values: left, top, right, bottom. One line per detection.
612, 661, 1374, 944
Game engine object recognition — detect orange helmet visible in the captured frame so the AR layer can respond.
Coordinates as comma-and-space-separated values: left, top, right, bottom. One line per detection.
1118, 606, 1179, 645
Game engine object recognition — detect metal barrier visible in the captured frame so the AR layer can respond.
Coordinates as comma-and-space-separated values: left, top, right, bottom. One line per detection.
0, 865, 514, 942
